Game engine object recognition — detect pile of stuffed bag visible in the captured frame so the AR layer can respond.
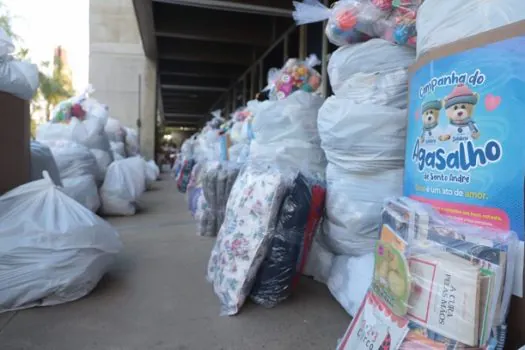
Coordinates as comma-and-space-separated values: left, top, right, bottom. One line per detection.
0, 32, 136, 313
33, 86, 160, 216
205, 55, 332, 315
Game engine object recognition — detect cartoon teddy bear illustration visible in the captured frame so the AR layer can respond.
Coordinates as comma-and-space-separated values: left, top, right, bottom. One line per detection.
439, 84, 480, 142
419, 98, 442, 144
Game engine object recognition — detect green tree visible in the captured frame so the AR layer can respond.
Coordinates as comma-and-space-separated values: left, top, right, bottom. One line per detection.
38, 58, 74, 121
0, 2, 74, 121
0, 1, 16, 39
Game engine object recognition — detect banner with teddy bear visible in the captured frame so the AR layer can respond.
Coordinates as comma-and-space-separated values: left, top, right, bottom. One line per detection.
403, 35, 525, 295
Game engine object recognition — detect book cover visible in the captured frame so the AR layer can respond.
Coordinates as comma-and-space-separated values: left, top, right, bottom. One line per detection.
407, 251, 481, 346
338, 292, 409, 350
374, 226, 411, 317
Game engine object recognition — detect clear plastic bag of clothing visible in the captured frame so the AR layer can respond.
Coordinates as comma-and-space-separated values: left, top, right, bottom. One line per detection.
0, 173, 122, 312
270, 55, 322, 100
207, 164, 292, 315
198, 162, 241, 237
250, 173, 326, 308
293, 0, 422, 47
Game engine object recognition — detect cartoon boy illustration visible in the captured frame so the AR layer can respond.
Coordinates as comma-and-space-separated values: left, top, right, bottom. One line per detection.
419, 97, 442, 144
439, 84, 480, 142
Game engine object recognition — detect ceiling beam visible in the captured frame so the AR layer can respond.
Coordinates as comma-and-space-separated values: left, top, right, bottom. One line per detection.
164, 121, 201, 128
153, 4, 273, 46
159, 60, 245, 79
160, 75, 231, 88
132, 0, 157, 58
153, 0, 292, 17
164, 113, 205, 119
161, 84, 228, 92
163, 105, 210, 114
157, 38, 255, 65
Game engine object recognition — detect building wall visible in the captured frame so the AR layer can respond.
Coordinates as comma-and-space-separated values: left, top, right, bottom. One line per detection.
89, 0, 156, 160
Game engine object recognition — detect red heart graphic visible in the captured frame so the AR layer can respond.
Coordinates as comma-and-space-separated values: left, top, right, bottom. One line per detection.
485, 94, 501, 112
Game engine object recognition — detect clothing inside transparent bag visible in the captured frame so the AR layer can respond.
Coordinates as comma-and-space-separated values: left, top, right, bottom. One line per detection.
250, 174, 326, 308
206, 164, 291, 316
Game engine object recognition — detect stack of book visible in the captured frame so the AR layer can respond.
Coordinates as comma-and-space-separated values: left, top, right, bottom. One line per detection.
337, 197, 518, 350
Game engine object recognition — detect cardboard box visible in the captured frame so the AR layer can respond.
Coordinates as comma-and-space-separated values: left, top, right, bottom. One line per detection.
404, 21, 525, 349
0, 92, 30, 194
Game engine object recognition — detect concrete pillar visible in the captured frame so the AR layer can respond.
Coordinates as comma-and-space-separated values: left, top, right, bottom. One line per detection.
140, 58, 157, 160
89, 0, 152, 153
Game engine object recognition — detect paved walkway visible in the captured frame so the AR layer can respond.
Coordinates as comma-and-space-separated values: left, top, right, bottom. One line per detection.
0, 177, 350, 350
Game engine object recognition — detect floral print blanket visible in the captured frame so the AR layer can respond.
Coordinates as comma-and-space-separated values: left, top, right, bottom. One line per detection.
206, 166, 288, 315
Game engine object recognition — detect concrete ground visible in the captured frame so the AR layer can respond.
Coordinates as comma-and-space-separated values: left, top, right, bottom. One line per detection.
0, 177, 350, 350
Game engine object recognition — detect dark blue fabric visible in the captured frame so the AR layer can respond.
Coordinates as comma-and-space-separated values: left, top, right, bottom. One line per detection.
250, 173, 312, 308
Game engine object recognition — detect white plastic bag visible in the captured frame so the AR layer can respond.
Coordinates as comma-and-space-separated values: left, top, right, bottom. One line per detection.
105, 118, 126, 143
328, 39, 415, 100
249, 91, 326, 175
61, 175, 101, 213
318, 96, 407, 173
37, 114, 112, 152
0, 28, 39, 100
0, 173, 122, 312
417, 0, 525, 57
90, 149, 113, 178
42, 140, 101, 182
253, 92, 324, 144
146, 160, 159, 180
110, 141, 126, 158
302, 236, 335, 284
327, 253, 374, 317
30, 141, 62, 186
143, 159, 159, 189
100, 157, 146, 216
124, 127, 140, 156
324, 165, 403, 255
113, 152, 124, 161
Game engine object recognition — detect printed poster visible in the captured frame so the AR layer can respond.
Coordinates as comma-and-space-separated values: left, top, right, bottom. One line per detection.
403, 36, 525, 295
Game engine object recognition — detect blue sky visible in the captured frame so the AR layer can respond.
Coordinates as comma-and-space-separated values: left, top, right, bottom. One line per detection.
4, 0, 89, 92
